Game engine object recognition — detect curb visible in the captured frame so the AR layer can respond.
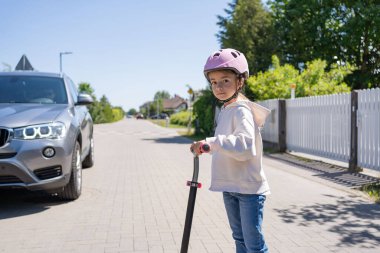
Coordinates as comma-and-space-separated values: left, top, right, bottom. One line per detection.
265, 152, 380, 190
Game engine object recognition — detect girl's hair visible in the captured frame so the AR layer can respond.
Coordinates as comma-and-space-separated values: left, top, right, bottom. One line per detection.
220, 69, 250, 101
238, 92, 250, 101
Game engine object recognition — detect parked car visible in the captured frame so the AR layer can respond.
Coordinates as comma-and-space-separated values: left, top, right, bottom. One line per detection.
150, 113, 169, 119
0, 71, 94, 200
135, 113, 144, 119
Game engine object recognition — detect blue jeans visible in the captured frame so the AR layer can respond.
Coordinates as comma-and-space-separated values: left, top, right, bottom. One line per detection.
223, 192, 268, 253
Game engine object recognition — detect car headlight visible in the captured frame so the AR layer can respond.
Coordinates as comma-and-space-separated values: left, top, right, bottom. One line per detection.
13, 122, 66, 140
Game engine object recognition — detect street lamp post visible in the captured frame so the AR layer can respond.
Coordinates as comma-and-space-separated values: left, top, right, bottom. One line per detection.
59, 51, 73, 73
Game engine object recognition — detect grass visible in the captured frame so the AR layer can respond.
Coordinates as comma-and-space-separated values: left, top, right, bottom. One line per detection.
361, 183, 380, 203
263, 147, 280, 154
177, 129, 208, 142
149, 119, 208, 141
149, 119, 187, 129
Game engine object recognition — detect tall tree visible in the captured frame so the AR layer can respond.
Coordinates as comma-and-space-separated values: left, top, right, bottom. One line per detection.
154, 90, 171, 100
152, 90, 170, 115
127, 108, 137, 115
342, 0, 380, 88
217, 0, 276, 74
270, 0, 380, 88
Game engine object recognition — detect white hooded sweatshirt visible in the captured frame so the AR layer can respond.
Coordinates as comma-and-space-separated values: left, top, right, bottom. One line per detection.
205, 100, 271, 195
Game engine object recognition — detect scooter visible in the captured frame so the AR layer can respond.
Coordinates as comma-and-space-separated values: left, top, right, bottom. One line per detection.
180, 143, 210, 253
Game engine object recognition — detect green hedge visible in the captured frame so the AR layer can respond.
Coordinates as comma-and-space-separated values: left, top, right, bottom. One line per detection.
192, 89, 217, 136
170, 111, 192, 126
112, 108, 124, 121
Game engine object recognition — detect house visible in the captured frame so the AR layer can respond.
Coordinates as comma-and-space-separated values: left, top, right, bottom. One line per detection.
139, 94, 190, 117
163, 95, 187, 114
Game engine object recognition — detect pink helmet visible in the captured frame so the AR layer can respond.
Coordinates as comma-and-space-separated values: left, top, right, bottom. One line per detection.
204, 48, 249, 80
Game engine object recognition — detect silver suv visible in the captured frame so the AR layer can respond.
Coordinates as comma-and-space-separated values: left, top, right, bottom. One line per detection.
0, 71, 94, 200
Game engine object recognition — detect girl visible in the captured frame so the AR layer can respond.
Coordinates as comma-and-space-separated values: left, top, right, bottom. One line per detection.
191, 48, 271, 253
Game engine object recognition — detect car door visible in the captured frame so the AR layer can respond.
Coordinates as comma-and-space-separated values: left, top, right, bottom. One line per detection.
66, 77, 91, 157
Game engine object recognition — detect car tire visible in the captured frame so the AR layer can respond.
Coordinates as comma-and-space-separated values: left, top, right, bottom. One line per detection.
58, 141, 82, 200
82, 136, 94, 168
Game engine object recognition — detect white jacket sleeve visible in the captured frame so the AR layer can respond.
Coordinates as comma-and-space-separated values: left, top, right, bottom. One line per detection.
206, 107, 256, 161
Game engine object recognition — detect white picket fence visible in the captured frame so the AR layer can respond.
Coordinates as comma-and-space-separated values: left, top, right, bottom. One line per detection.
286, 93, 352, 162
357, 88, 380, 170
258, 99, 279, 144
260, 88, 380, 171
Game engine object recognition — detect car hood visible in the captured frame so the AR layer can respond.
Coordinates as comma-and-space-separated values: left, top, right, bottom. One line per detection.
0, 104, 69, 128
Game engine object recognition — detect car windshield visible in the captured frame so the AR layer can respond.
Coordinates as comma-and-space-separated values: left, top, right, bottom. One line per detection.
0, 76, 68, 104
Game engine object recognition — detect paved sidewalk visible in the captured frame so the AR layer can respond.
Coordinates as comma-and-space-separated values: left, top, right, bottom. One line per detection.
0, 119, 379, 253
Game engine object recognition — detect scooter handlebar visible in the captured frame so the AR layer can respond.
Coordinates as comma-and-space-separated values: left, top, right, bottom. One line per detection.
200, 143, 210, 153
190, 143, 210, 154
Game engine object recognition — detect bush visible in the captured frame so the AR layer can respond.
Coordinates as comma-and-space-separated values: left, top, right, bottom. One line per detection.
78, 83, 125, 124
170, 111, 192, 126
246, 55, 353, 101
192, 89, 217, 136
112, 108, 124, 122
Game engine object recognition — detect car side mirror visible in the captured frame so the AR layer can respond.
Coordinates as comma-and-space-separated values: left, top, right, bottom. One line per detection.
76, 93, 93, 105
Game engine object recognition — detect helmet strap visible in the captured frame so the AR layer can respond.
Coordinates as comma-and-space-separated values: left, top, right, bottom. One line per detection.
218, 90, 239, 104
217, 77, 244, 104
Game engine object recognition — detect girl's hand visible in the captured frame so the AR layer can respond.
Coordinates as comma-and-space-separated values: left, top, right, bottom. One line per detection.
190, 140, 207, 155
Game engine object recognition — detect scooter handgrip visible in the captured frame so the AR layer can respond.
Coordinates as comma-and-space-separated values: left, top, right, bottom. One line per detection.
200, 144, 210, 153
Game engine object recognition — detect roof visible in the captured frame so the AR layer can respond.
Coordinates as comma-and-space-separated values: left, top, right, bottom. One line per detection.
163, 95, 187, 110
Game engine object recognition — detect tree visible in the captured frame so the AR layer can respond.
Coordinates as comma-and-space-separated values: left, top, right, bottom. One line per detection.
341, 1, 380, 88
217, 0, 276, 74
77, 82, 124, 123
78, 82, 95, 97
99, 95, 114, 122
152, 90, 170, 115
127, 108, 137, 115
270, 0, 380, 88
154, 90, 171, 100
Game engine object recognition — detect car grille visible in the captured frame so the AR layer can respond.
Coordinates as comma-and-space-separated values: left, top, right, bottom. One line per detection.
34, 166, 62, 180
0, 128, 10, 148
0, 153, 17, 159
0, 175, 23, 184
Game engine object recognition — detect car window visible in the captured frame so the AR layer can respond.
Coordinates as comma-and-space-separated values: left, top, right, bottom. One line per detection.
0, 76, 68, 104
66, 77, 78, 104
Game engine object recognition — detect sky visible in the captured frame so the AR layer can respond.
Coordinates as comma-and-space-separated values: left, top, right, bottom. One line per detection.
0, 0, 231, 111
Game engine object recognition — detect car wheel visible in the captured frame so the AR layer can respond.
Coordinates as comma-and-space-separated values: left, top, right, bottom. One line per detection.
58, 141, 82, 200
82, 136, 94, 168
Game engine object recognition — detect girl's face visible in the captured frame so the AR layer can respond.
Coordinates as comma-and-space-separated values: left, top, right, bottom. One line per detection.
208, 70, 242, 105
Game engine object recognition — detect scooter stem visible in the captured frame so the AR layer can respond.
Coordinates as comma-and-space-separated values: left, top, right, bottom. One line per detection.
181, 144, 209, 253
192, 155, 199, 182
